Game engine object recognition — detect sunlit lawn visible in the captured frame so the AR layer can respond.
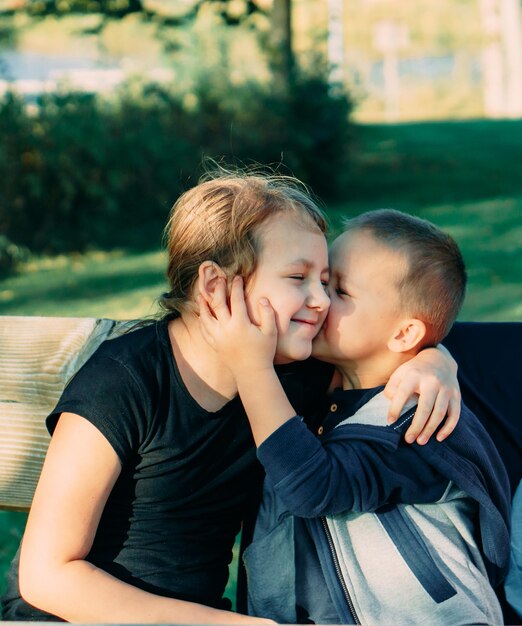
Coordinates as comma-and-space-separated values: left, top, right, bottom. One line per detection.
0, 249, 167, 320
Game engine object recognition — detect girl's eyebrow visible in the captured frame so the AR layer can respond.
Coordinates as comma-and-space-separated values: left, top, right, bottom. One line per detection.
285, 259, 330, 273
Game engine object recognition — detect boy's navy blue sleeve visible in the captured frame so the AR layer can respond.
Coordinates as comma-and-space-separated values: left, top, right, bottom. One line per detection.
257, 417, 448, 517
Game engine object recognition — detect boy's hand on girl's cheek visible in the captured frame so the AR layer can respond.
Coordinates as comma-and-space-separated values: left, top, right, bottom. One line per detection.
198, 276, 278, 375
384, 346, 461, 445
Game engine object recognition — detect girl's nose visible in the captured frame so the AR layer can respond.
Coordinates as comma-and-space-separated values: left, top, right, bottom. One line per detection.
308, 282, 330, 311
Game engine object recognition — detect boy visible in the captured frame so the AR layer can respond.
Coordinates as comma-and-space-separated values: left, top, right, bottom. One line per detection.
200, 209, 511, 625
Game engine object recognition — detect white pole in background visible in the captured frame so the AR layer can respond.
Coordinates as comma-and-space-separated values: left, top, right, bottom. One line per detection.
373, 21, 409, 122
500, 0, 522, 116
328, 0, 345, 87
479, 0, 505, 116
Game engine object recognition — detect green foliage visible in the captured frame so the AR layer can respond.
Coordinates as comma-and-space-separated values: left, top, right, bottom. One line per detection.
0, 236, 29, 277
0, 75, 354, 258
0, 89, 182, 253
187, 68, 353, 198
0, 511, 27, 598
23, 0, 142, 17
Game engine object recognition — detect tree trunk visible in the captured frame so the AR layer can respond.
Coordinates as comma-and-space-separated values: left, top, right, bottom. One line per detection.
270, 0, 294, 91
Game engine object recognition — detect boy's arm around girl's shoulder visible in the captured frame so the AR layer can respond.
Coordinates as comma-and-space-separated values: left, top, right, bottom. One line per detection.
256, 410, 448, 519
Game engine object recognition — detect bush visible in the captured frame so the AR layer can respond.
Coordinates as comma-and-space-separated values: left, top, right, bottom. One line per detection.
0, 73, 354, 257
0, 235, 29, 277
190, 70, 354, 199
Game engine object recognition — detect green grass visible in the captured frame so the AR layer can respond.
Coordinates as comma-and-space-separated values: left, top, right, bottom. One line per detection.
0, 511, 26, 599
0, 249, 167, 320
343, 120, 522, 206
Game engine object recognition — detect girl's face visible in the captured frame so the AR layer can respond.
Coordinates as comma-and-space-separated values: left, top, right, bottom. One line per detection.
246, 213, 330, 364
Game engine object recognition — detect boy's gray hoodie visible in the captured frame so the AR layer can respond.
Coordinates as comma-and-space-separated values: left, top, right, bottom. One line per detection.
244, 391, 510, 625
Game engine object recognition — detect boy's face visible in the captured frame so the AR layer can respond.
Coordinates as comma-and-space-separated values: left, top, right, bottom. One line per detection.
312, 230, 408, 366
246, 213, 330, 364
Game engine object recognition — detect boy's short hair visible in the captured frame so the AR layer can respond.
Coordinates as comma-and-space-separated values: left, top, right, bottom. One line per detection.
343, 209, 467, 346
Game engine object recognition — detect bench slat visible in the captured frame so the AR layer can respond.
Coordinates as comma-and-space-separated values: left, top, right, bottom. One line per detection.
0, 316, 121, 511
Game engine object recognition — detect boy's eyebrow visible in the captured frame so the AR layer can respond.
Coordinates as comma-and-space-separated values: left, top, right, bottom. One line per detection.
333, 270, 352, 288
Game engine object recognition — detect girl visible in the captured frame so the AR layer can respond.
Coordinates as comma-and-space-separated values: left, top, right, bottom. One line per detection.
1, 170, 459, 623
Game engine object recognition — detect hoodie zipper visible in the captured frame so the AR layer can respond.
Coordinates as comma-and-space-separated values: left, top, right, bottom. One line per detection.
321, 516, 360, 625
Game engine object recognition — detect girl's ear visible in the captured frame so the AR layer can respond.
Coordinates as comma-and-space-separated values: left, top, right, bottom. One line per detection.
388, 319, 427, 353
198, 261, 227, 303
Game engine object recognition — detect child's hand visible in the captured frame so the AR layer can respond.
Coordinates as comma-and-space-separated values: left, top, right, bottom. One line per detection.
384, 344, 460, 445
198, 275, 278, 378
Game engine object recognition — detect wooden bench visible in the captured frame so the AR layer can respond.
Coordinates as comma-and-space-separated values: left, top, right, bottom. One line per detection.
0, 316, 130, 512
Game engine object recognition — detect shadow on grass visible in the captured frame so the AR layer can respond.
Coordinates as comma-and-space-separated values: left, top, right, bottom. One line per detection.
0, 248, 168, 319
0, 267, 166, 315
345, 120, 522, 206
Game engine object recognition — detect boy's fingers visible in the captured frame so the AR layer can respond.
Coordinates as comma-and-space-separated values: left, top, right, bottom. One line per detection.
413, 389, 450, 445
258, 298, 277, 336
403, 387, 436, 443
230, 276, 248, 318
436, 395, 461, 441
404, 410, 428, 445
386, 383, 412, 423
197, 295, 216, 342
197, 294, 210, 320
383, 374, 398, 400
209, 277, 230, 319
405, 382, 438, 443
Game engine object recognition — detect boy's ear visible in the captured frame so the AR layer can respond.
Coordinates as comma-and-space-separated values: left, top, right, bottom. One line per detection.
197, 261, 227, 303
388, 319, 427, 353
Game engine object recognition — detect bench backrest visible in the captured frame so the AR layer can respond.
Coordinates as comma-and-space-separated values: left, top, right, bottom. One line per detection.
0, 316, 126, 511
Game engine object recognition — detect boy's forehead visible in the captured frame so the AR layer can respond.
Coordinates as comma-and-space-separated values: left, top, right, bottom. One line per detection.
329, 230, 365, 260
329, 230, 407, 276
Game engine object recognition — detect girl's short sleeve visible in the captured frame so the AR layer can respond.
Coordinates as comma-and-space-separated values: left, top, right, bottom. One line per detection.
47, 353, 150, 465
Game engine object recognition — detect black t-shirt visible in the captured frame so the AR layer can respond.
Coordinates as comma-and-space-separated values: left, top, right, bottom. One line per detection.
1, 317, 333, 620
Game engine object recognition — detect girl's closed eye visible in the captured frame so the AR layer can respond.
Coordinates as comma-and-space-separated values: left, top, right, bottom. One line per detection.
288, 274, 305, 281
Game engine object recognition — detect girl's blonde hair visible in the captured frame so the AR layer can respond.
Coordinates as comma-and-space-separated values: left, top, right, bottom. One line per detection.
160, 168, 327, 315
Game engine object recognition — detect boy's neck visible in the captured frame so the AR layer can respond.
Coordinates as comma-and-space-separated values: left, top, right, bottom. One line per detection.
336, 352, 415, 390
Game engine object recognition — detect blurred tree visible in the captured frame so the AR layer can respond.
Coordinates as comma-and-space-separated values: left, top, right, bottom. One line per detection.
269, 0, 294, 89
7, 0, 296, 88
15, 0, 142, 16
143, 0, 295, 89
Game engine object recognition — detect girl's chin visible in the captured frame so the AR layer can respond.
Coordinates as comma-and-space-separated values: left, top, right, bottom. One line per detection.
274, 344, 313, 365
